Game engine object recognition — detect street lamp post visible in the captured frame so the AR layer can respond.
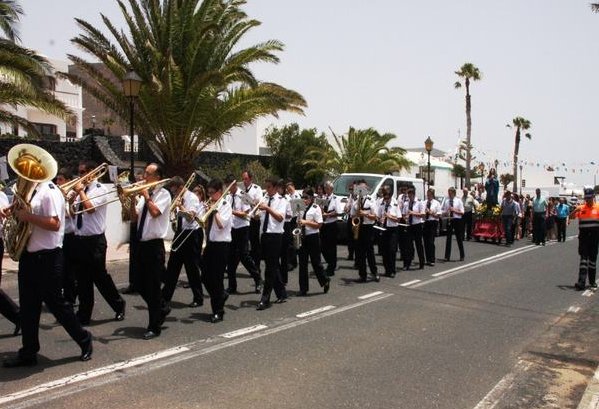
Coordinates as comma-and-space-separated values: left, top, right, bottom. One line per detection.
519, 164, 523, 195
122, 71, 142, 183
424, 136, 434, 189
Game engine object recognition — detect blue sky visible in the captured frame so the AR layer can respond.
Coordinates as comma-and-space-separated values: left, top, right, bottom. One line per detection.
19, 0, 599, 184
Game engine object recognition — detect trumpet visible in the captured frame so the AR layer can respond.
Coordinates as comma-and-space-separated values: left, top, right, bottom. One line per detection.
59, 163, 108, 199
246, 196, 267, 220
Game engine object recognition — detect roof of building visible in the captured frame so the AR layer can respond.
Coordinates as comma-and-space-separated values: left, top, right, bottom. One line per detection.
405, 147, 447, 157
404, 151, 453, 170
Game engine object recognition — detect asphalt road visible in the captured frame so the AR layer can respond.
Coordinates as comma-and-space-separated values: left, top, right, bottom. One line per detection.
0, 230, 597, 409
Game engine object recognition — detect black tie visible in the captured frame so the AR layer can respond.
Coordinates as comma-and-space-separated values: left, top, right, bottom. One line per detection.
176, 213, 183, 232
449, 198, 454, 218
231, 194, 236, 210
409, 200, 414, 225
262, 196, 273, 233
302, 206, 309, 235
206, 211, 215, 243
383, 202, 390, 227
76, 186, 89, 229
137, 198, 149, 240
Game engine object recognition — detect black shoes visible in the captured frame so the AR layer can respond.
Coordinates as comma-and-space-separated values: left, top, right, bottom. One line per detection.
143, 330, 160, 340
3, 355, 37, 368
210, 313, 224, 323
159, 306, 172, 326
357, 276, 367, 283
80, 333, 93, 361
120, 286, 137, 295
591, 283, 598, 290
256, 301, 270, 311
323, 279, 330, 294
114, 300, 126, 321
188, 299, 203, 308
372, 274, 380, 283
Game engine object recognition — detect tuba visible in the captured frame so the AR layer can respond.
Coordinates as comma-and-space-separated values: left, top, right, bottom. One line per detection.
4, 144, 58, 261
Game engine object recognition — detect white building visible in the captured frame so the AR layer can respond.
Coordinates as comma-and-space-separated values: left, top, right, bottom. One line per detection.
399, 148, 454, 195
0, 58, 83, 141
203, 119, 270, 155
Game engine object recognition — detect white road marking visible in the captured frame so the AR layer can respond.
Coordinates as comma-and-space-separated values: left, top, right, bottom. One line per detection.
567, 306, 581, 313
220, 324, 268, 339
358, 291, 384, 299
1, 293, 393, 409
400, 280, 421, 287
582, 290, 595, 297
472, 360, 532, 409
432, 246, 535, 278
0, 346, 190, 406
296, 305, 336, 318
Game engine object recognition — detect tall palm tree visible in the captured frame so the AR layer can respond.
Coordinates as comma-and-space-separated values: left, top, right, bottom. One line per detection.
454, 62, 482, 188
0, 0, 71, 135
68, 0, 306, 176
507, 116, 532, 193
303, 127, 412, 179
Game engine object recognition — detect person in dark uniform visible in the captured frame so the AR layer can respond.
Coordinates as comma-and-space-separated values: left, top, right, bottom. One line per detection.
345, 181, 357, 261
72, 160, 126, 325
56, 167, 77, 305
256, 177, 288, 310
131, 163, 171, 340
320, 181, 340, 277
0, 188, 20, 336
571, 187, 599, 290
423, 189, 441, 266
278, 179, 293, 284
402, 188, 426, 270
241, 170, 263, 273
297, 188, 330, 295
202, 179, 232, 322
225, 175, 263, 294
376, 186, 399, 277
3, 152, 92, 367
121, 170, 145, 295
442, 187, 465, 261
162, 176, 204, 308
353, 180, 380, 283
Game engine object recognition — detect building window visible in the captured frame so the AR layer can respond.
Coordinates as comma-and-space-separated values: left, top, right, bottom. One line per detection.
33, 122, 57, 136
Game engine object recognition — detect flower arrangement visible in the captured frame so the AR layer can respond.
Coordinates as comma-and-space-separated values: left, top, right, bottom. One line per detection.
475, 203, 501, 219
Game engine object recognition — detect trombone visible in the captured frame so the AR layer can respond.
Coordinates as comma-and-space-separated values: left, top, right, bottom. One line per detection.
169, 172, 196, 230
59, 163, 108, 199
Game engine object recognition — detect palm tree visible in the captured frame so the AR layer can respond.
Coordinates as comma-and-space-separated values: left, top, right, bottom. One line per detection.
68, 0, 306, 176
454, 62, 482, 188
303, 127, 412, 179
507, 116, 532, 193
592, 4, 599, 12
0, 1, 71, 135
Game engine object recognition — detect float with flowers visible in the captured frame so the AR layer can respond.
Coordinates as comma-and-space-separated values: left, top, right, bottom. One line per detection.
472, 203, 504, 243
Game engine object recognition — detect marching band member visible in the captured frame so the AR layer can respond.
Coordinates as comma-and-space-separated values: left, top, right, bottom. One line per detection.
72, 160, 126, 326
162, 176, 204, 308
241, 170, 263, 275
285, 181, 302, 271
4, 171, 92, 367
396, 185, 410, 263
377, 186, 399, 277
278, 179, 293, 284
354, 180, 380, 283
345, 181, 357, 261
203, 179, 232, 323
441, 187, 465, 262
225, 175, 263, 294
402, 188, 426, 270
423, 188, 442, 266
55, 167, 77, 305
131, 163, 171, 340
0, 186, 20, 336
321, 181, 341, 276
256, 177, 288, 310
297, 188, 330, 295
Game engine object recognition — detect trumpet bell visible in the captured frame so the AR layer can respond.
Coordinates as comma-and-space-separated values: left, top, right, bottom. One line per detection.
8, 144, 57, 183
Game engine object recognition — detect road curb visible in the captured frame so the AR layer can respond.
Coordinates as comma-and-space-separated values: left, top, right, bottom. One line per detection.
577, 366, 599, 409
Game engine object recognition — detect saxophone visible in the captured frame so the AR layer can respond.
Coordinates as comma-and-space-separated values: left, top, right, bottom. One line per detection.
4, 144, 58, 261
351, 193, 362, 241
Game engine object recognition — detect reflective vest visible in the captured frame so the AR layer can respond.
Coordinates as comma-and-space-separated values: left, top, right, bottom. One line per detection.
574, 202, 599, 229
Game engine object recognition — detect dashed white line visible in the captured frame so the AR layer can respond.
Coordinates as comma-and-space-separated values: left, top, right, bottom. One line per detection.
472, 360, 532, 409
432, 246, 535, 278
358, 291, 384, 300
296, 305, 336, 318
220, 324, 268, 339
400, 280, 421, 287
567, 306, 581, 313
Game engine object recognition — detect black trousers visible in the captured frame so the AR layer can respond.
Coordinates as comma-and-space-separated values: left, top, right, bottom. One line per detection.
557, 218, 567, 242
135, 239, 168, 333
407, 224, 425, 268
346, 218, 355, 258
280, 221, 294, 284
73, 234, 124, 323
463, 211, 473, 240
0, 238, 19, 326
298, 233, 328, 293
227, 226, 261, 291
249, 218, 261, 272
62, 232, 77, 304
380, 227, 398, 275
356, 224, 377, 278
532, 213, 546, 244
578, 229, 599, 287
320, 222, 338, 275
18, 248, 90, 359
203, 241, 230, 315
260, 233, 286, 303
423, 220, 438, 264
128, 223, 138, 289
397, 225, 409, 261
163, 229, 204, 303
445, 218, 465, 260
502, 216, 514, 245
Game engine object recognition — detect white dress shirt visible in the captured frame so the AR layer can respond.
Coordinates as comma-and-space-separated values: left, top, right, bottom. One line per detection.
377, 198, 400, 228
441, 196, 465, 219
208, 199, 232, 242
177, 190, 201, 230
353, 196, 377, 225
227, 190, 251, 229
74, 181, 107, 236
424, 198, 442, 221
244, 183, 263, 203
136, 187, 171, 241
402, 198, 425, 225
27, 182, 65, 252
260, 194, 287, 234
323, 194, 340, 224
303, 203, 323, 235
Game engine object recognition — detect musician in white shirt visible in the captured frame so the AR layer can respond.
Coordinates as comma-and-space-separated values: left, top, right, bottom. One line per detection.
56, 168, 77, 305
423, 188, 442, 266
284, 181, 302, 271
441, 186, 465, 261
353, 180, 380, 283
162, 176, 204, 309
377, 186, 400, 277
131, 163, 171, 340
402, 188, 426, 270
241, 170, 263, 273
256, 177, 288, 310
203, 179, 232, 323
321, 181, 341, 277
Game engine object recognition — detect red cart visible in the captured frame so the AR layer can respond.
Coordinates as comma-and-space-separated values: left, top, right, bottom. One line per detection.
472, 217, 504, 244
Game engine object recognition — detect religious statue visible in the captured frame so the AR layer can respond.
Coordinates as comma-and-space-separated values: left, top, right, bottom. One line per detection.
485, 168, 499, 206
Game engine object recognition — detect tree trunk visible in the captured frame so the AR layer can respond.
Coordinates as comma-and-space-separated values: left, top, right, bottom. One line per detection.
512, 128, 520, 193
465, 80, 472, 188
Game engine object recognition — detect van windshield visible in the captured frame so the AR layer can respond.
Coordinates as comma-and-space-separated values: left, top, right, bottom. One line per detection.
332, 175, 382, 196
